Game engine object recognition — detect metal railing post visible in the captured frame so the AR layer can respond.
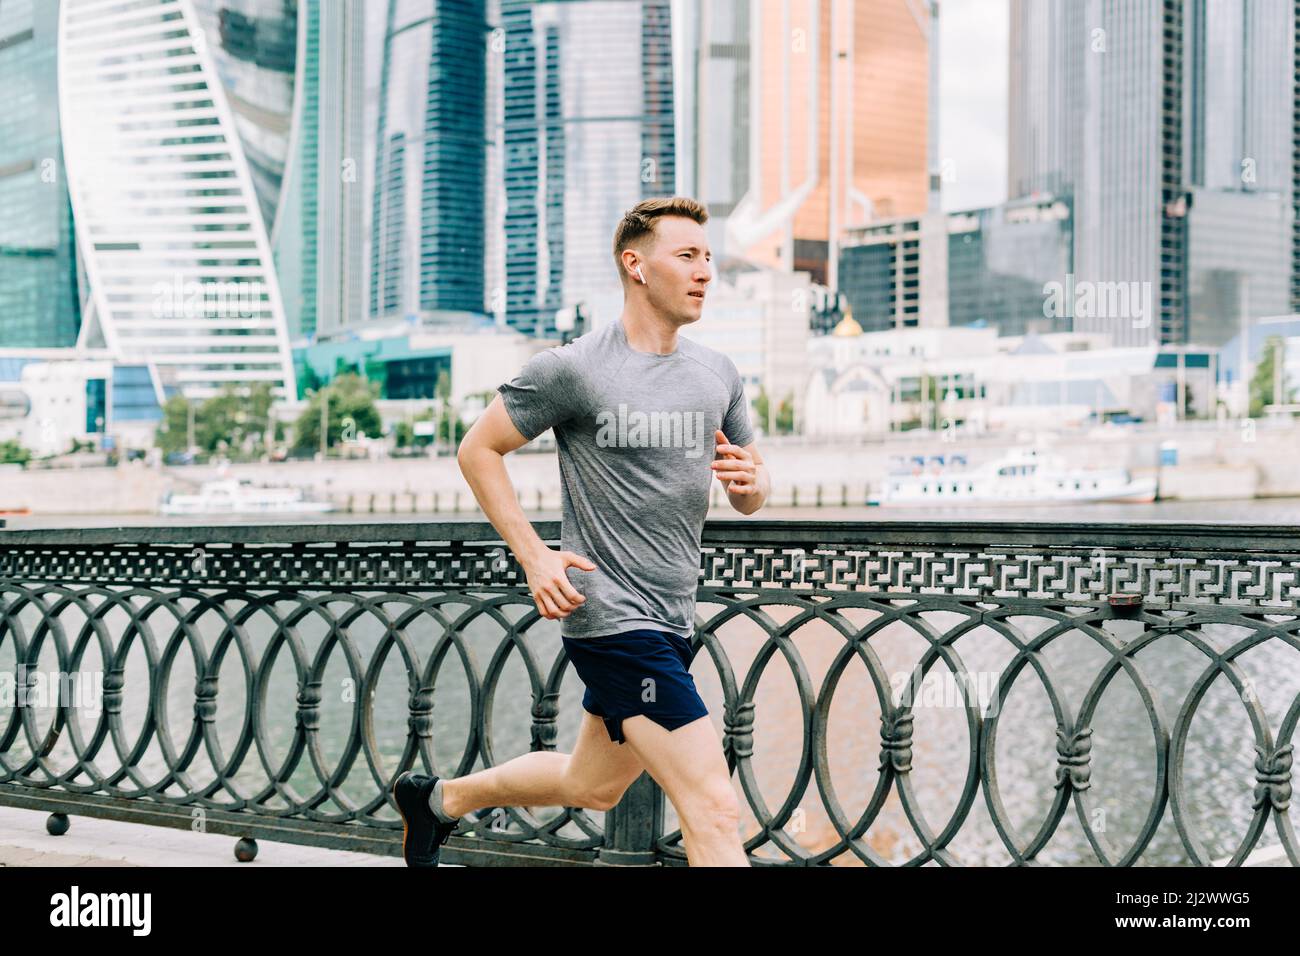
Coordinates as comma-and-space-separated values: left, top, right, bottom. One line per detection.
597, 772, 664, 866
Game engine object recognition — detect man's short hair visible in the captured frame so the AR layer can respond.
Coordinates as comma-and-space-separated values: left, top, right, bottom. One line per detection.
612, 196, 709, 279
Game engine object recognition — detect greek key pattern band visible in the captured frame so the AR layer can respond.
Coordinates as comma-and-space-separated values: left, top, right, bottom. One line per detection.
3, 542, 1298, 608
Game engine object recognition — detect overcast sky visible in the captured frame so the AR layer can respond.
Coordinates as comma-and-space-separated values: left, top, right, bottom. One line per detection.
938, 0, 1009, 211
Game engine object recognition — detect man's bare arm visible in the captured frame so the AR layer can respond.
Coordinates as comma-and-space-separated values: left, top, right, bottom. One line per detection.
457, 397, 595, 620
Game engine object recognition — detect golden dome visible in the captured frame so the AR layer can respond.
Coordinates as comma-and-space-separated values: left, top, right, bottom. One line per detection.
832, 305, 862, 337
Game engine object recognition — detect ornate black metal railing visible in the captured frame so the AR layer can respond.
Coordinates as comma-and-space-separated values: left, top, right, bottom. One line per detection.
0, 519, 1297, 866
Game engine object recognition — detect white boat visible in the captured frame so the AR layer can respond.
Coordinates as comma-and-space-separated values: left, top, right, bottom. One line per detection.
868, 447, 1156, 507
160, 479, 335, 515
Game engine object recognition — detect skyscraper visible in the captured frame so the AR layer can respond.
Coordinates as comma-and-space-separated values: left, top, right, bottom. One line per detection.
1009, 0, 1186, 346
1008, 0, 1294, 347
1184, 0, 1292, 347
491, 0, 676, 337
190, 0, 297, 231
58, 0, 297, 398
279, 0, 366, 340
0, 0, 81, 350
195, 0, 367, 343
715, 0, 931, 288
369, 0, 488, 327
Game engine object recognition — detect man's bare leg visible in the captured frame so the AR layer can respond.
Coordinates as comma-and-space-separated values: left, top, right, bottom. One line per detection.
618, 713, 750, 866
438, 711, 647, 818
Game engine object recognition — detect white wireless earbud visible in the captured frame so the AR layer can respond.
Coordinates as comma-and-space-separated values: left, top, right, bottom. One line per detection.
635, 265, 646, 285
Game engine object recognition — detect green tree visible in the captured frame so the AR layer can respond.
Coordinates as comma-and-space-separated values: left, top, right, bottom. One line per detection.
395, 380, 487, 452
156, 395, 192, 455
1249, 337, 1292, 417
893, 374, 943, 431
754, 386, 770, 432
754, 386, 796, 435
919, 374, 942, 429
155, 384, 275, 457
294, 372, 382, 452
433, 369, 453, 447
430, 369, 472, 448
395, 408, 435, 449
776, 391, 795, 433
0, 439, 31, 465
201, 383, 274, 456
298, 363, 324, 398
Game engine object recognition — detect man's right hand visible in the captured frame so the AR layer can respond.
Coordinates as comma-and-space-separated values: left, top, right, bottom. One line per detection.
522, 548, 597, 620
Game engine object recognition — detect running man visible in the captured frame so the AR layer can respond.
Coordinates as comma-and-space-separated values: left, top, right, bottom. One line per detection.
393, 196, 769, 867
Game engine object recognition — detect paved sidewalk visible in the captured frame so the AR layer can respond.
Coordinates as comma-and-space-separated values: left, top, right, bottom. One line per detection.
1211, 842, 1294, 867
0, 806, 412, 867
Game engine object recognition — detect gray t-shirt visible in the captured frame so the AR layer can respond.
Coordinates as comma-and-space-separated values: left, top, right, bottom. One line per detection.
497, 318, 755, 639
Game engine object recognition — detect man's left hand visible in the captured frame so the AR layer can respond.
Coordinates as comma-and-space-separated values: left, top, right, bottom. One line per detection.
711, 429, 759, 495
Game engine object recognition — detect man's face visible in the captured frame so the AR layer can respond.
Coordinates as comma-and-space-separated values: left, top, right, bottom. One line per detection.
634, 216, 713, 325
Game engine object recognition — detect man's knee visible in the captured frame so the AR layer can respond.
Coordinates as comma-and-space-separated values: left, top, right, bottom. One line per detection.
584, 786, 624, 812
678, 783, 741, 836
568, 765, 642, 811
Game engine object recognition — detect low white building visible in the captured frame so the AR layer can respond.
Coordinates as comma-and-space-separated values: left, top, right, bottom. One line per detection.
804, 316, 1161, 437
0, 357, 162, 456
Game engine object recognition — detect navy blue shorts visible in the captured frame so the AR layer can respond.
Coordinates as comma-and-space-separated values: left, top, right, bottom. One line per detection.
561, 629, 709, 745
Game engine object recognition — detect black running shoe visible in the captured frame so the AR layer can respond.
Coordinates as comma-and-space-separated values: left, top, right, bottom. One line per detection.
392, 771, 459, 867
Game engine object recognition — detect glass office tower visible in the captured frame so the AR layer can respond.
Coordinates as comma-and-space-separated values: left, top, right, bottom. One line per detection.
58, 0, 296, 398
1008, 0, 1293, 347
370, 0, 488, 326
0, 0, 81, 349
491, 0, 676, 337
